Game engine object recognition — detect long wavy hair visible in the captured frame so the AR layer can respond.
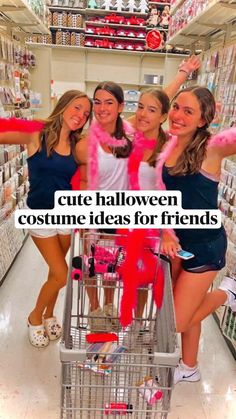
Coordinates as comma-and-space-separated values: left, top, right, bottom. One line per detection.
93, 81, 132, 158
169, 86, 216, 176
138, 88, 170, 167
41, 90, 92, 160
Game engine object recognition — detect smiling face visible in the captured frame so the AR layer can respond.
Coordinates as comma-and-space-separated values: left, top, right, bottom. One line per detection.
169, 92, 206, 140
62, 97, 91, 132
135, 93, 167, 138
93, 89, 124, 133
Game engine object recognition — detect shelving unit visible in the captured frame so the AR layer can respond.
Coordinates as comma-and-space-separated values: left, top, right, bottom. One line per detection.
0, 28, 40, 283
216, 156, 236, 358
169, 0, 185, 16
38, 2, 186, 53
0, 0, 50, 34
168, 0, 236, 48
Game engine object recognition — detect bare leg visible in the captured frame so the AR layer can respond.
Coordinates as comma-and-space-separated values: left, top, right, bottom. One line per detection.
85, 276, 100, 311
188, 288, 227, 328
104, 279, 116, 306
170, 257, 182, 288
136, 289, 148, 320
174, 269, 217, 367
181, 323, 201, 367
29, 234, 70, 325
43, 234, 71, 319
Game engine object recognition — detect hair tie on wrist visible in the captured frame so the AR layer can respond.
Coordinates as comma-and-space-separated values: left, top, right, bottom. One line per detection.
178, 69, 189, 75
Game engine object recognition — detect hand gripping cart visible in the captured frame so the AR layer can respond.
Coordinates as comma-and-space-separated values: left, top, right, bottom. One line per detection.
60, 230, 180, 418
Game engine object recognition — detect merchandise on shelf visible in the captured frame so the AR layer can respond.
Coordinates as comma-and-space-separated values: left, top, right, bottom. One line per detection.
198, 44, 236, 132
217, 158, 236, 351
168, 0, 209, 39
28, 2, 189, 54
0, 33, 40, 283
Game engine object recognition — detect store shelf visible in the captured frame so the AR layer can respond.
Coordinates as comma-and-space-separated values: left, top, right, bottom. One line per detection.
49, 5, 86, 14
85, 20, 168, 32
85, 20, 147, 30
50, 25, 85, 32
169, 0, 185, 16
149, 2, 170, 6
0, 0, 50, 34
84, 34, 146, 42
168, 0, 236, 47
85, 79, 163, 88
27, 42, 189, 57
49, 6, 148, 17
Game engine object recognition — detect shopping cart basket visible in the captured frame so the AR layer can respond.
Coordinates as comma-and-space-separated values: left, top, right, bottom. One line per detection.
60, 230, 180, 418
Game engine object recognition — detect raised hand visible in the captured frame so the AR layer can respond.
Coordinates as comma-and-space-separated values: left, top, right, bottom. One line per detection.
178, 55, 201, 76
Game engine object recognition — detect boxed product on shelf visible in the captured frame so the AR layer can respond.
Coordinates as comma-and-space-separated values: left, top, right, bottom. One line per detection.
124, 89, 140, 102
143, 74, 163, 85
124, 101, 138, 112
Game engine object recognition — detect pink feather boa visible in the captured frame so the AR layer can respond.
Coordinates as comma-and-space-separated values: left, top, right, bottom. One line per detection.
207, 127, 236, 148
88, 120, 135, 190
0, 118, 44, 133
128, 131, 156, 190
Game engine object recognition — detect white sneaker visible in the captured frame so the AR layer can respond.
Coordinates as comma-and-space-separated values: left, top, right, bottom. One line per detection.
219, 276, 236, 311
174, 361, 201, 384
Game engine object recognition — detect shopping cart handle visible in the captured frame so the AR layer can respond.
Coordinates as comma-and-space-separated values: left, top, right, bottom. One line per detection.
86, 333, 118, 343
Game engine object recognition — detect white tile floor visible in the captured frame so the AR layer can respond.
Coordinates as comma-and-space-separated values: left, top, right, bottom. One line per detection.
0, 237, 235, 419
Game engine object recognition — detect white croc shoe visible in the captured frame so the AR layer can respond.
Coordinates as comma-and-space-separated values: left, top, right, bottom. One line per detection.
43, 317, 62, 341
28, 321, 49, 348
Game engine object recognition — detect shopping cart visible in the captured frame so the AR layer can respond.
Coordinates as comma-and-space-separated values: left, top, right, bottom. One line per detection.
60, 231, 180, 418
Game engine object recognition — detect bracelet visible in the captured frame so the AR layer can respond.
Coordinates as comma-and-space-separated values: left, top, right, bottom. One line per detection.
178, 69, 189, 75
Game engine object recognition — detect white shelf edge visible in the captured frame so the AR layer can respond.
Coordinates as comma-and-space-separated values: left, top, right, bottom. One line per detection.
26, 42, 190, 57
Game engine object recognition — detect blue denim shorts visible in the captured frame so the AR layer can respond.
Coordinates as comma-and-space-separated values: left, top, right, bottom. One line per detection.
179, 228, 227, 273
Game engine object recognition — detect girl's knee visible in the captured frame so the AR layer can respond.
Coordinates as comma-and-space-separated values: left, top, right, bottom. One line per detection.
50, 268, 68, 289
175, 316, 190, 333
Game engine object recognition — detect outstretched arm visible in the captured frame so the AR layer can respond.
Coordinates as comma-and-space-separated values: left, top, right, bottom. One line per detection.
79, 164, 88, 190
0, 118, 44, 145
164, 55, 201, 100
208, 127, 236, 158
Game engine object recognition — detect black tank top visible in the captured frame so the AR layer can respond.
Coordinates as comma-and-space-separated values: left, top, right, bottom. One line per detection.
162, 166, 222, 242
27, 137, 78, 209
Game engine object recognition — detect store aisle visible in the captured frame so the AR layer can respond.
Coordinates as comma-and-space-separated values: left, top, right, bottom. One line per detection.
0, 237, 235, 419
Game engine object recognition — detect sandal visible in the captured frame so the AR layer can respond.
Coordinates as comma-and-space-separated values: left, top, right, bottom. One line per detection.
27, 320, 49, 348
43, 316, 62, 341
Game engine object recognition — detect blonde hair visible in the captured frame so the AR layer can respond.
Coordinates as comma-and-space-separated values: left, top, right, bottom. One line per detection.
169, 86, 216, 176
41, 90, 92, 160
138, 88, 170, 167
